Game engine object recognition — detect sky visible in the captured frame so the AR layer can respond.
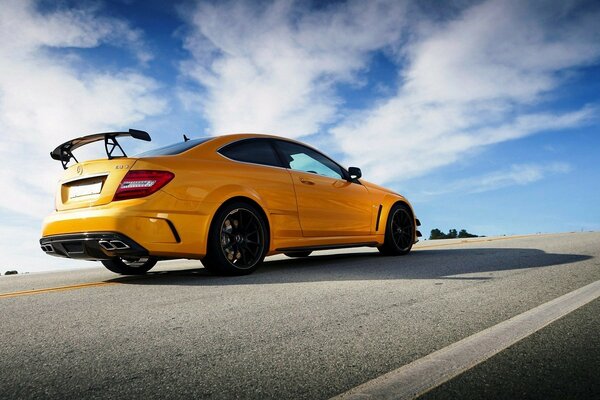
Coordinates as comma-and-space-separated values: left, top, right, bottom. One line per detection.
0, 0, 599, 273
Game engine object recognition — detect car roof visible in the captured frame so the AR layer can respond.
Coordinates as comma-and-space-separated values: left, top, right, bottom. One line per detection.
196, 133, 309, 152
145, 133, 333, 164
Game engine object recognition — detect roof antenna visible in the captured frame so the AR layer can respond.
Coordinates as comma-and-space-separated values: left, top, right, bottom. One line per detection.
183, 134, 190, 142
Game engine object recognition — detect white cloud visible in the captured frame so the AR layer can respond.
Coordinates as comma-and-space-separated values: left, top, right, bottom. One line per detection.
180, 0, 599, 186
180, 0, 408, 137
333, 0, 600, 184
0, 0, 152, 62
404, 1, 600, 103
0, 0, 166, 219
423, 162, 572, 195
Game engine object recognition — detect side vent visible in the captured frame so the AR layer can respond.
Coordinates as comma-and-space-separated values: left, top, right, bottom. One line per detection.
375, 204, 383, 231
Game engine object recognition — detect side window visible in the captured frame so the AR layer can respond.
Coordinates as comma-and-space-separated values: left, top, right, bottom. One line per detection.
275, 140, 344, 180
219, 139, 282, 168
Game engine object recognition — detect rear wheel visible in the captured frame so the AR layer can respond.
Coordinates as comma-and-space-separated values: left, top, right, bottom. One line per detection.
284, 251, 312, 258
202, 201, 268, 275
101, 256, 157, 275
378, 204, 414, 256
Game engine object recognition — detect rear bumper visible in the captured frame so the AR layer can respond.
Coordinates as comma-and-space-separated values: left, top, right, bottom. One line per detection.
41, 196, 214, 258
40, 232, 149, 260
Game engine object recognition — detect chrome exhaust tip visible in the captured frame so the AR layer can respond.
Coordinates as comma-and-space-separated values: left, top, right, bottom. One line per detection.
110, 240, 130, 250
99, 240, 130, 251
98, 240, 116, 251
41, 244, 54, 253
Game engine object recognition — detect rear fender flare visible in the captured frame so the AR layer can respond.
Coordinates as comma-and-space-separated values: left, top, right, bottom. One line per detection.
201, 185, 273, 253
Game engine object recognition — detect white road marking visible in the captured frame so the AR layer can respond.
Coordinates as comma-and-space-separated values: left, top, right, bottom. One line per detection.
331, 280, 600, 400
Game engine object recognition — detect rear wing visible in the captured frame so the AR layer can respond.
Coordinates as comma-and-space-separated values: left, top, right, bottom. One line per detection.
50, 129, 151, 169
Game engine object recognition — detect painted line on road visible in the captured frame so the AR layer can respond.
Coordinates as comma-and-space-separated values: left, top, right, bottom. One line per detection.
0, 281, 119, 299
331, 279, 600, 400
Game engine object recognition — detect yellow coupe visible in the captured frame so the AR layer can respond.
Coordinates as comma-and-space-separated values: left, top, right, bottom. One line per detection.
40, 130, 421, 275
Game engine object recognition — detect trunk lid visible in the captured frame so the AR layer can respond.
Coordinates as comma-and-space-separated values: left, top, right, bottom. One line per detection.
56, 158, 138, 211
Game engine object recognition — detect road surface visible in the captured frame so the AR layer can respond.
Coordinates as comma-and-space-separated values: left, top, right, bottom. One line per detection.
1, 232, 599, 399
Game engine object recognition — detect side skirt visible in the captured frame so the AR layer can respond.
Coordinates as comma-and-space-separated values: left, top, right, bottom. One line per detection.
276, 241, 379, 253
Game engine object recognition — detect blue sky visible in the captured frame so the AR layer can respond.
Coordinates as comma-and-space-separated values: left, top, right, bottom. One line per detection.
0, 0, 599, 273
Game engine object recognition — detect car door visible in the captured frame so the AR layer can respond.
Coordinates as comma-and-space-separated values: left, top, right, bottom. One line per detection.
273, 140, 372, 237
218, 138, 302, 240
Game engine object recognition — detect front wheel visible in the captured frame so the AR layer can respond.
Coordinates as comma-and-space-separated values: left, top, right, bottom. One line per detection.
202, 201, 268, 275
101, 256, 157, 275
377, 204, 414, 256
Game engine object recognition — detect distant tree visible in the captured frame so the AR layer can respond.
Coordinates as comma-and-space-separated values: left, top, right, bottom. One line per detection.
430, 228, 479, 240
458, 229, 478, 238
4, 270, 18, 275
429, 229, 446, 240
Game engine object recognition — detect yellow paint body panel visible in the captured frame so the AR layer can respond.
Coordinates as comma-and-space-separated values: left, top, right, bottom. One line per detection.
41, 133, 418, 260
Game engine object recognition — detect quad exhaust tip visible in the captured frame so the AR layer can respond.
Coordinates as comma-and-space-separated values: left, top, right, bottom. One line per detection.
98, 240, 130, 251
41, 244, 54, 253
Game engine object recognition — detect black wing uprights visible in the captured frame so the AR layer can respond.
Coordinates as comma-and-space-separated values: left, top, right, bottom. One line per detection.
50, 129, 151, 169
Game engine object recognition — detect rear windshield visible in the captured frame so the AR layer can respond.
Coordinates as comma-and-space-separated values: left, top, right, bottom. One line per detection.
136, 137, 213, 157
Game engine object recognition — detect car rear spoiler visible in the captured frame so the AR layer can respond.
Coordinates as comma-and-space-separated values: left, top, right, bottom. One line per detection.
50, 129, 151, 169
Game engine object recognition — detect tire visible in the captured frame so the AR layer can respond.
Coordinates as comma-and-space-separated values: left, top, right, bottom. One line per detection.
201, 201, 269, 275
101, 256, 157, 275
377, 203, 414, 256
284, 251, 312, 258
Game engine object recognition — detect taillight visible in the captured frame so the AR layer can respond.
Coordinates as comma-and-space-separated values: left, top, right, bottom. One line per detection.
113, 170, 174, 201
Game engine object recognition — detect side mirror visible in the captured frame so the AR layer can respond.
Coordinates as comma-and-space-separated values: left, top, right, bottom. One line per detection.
348, 166, 362, 180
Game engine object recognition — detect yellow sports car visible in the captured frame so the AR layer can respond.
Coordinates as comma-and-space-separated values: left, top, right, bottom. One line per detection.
40, 130, 421, 275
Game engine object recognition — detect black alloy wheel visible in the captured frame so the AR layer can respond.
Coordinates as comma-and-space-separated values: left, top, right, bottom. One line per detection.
202, 202, 268, 275
378, 203, 414, 256
101, 256, 157, 275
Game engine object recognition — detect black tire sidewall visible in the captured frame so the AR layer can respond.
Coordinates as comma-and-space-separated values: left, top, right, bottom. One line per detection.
380, 204, 414, 255
204, 201, 269, 275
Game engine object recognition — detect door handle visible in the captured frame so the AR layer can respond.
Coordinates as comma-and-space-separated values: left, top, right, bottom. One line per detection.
299, 177, 315, 185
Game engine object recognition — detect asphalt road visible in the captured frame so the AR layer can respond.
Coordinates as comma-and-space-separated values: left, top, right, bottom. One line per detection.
1, 232, 599, 399
421, 297, 600, 400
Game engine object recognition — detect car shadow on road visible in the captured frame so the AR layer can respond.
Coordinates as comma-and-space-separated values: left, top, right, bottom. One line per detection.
104, 247, 593, 286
